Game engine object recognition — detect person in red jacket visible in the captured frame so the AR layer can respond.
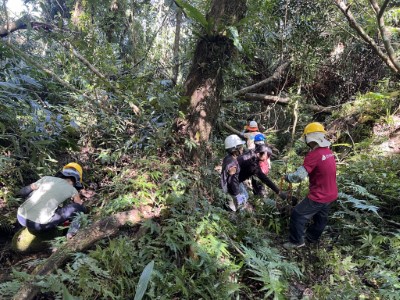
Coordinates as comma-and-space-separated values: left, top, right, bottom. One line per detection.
283, 122, 338, 249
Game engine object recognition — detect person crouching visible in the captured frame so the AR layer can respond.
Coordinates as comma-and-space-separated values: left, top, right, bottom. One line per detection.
17, 164, 86, 238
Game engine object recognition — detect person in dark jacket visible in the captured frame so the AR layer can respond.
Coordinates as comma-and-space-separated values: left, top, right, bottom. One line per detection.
283, 122, 338, 249
238, 144, 287, 200
221, 134, 247, 211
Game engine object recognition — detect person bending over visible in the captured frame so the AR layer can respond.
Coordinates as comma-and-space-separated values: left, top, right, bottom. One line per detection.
17, 163, 87, 238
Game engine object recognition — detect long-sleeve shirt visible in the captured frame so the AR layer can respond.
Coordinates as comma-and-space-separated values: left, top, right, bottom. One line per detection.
221, 154, 241, 196
237, 151, 280, 194
287, 147, 337, 203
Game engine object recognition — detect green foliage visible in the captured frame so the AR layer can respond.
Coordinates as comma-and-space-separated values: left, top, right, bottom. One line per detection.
336, 89, 398, 122
2, 1, 400, 299
175, 0, 211, 34
241, 242, 302, 299
134, 260, 154, 300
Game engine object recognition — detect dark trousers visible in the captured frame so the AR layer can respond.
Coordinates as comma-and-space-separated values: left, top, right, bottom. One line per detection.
18, 203, 86, 233
289, 197, 332, 244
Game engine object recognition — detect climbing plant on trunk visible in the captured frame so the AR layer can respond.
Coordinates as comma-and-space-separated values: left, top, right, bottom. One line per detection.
179, 0, 247, 158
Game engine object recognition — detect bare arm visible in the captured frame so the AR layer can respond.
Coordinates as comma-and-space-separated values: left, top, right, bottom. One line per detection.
72, 194, 83, 205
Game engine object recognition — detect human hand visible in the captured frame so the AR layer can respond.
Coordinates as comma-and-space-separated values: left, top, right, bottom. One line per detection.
278, 191, 288, 200
235, 194, 246, 205
284, 174, 291, 183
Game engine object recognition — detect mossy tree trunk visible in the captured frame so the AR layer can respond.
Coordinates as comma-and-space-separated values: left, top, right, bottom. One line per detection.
184, 0, 247, 159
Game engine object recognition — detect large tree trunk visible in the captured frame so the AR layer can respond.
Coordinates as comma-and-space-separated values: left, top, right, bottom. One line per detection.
184, 0, 247, 156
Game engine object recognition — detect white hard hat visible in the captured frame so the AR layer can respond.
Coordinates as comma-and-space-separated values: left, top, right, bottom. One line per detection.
224, 134, 245, 149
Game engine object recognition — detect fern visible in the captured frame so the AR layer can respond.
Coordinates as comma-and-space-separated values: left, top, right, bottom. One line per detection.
338, 192, 381, 216
241, 242, 302, 299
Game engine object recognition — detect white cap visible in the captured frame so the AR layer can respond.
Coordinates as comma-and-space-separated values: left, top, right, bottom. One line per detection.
249, 121, 258, 128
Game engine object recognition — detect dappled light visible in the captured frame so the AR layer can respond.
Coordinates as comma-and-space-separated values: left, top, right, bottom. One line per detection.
1, 0, 400, 299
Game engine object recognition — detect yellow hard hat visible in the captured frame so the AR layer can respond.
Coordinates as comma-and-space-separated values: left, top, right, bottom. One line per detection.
63, 162, 83, 183
303, 122, 327, 135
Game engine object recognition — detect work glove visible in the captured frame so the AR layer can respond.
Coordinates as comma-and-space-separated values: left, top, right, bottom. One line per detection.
235, 194, 247, 205
278, 191, 288, 200
284, 174, 291, 183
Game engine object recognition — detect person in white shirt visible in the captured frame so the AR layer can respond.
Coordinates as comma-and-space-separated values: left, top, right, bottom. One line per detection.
17, 164, 86, 238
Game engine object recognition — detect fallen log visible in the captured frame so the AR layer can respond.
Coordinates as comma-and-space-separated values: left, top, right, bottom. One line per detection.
13, 205, 160, 300
230, 62, 291, 97
244, 93, 290, 104
0, 15, 55, 37
222, 123, 246, 139
224, 93, 334, 113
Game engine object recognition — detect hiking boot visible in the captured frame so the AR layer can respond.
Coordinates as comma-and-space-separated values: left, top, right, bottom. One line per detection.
305, 236, 318, 244
228, 200, 237, 212
283, 241, 305, 250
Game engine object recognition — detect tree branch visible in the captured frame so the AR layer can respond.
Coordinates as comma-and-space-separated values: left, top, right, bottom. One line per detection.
225, 93, 333, 112
222, 122, 245, 139
378, 0, 390, 20
333, 0, 399, 73
0, 15, 55, 37
0, 15, 29, 37
369, 0, 400, 71
243, 93, 290, 104
13, 206, 160, 300
230, 61, 291, 97
61, 41, 116, 92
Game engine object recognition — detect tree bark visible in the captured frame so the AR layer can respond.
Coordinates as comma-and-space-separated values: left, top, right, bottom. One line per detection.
13, 206, 160, 300
184, 0, 247, 152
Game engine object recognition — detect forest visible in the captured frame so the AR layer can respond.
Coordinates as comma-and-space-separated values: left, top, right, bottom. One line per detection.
0, 0, 399, 299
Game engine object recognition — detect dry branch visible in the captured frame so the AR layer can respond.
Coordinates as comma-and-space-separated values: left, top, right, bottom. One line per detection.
244, 93, 290, 104
0, 15, 55, 37
227, 93, 334, 113
13, 206, 160, 300
222, 122, 245, 139
230, 62, 291, 97
61, 41, 116, 92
